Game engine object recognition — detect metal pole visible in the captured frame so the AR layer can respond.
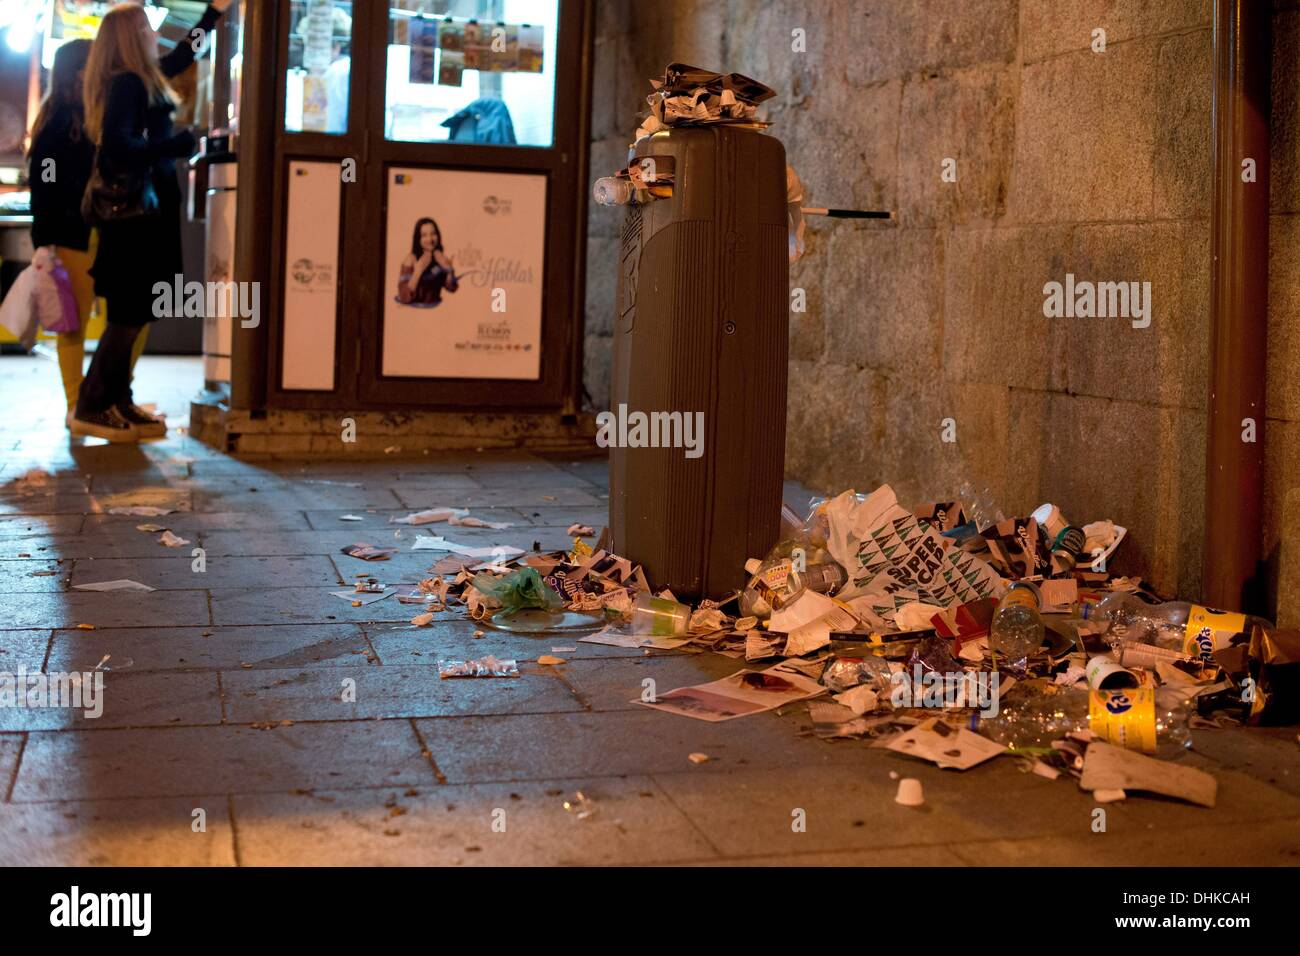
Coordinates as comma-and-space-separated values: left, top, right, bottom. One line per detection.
1205, 0, 1270, 611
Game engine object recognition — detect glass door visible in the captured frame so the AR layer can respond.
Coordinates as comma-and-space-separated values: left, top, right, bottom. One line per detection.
263, 0, 589, 411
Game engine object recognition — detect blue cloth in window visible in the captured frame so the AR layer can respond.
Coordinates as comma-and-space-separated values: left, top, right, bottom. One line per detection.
441, 98, 517, 145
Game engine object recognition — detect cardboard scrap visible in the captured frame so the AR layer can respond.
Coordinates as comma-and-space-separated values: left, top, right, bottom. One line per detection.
1079, 741, 1217, 808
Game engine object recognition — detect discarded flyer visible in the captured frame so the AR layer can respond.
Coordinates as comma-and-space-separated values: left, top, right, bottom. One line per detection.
636, 662, 824, 722
886, 717, 1005, 770
579, 623, 691, 650
329, 587, 394, 605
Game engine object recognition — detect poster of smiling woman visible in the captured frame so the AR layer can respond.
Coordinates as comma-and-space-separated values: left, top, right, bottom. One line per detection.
381, 167, 547, 379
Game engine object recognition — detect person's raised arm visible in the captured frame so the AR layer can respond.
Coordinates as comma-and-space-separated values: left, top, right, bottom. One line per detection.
159, 0, 229, 79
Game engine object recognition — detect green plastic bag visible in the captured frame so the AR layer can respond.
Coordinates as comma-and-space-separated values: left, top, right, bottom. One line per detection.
471, 567, 565, 616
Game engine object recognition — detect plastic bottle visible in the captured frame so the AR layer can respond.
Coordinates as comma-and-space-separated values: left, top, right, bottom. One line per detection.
988, 581, 1044, 670
1081, 592, 1271, 662
958, 481, 1005, 533
592, 177, 634, 206
738, 541, 835, 618
975, 683, 1191, 752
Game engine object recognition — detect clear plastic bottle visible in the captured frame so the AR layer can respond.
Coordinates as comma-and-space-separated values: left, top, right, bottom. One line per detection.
592, 177, 634, 206
988, 581, 1044, 670
738, 541, 834, 618
1081, 592, 1271, 661
976, 683, 1191, 752
958, 481, 1005, 532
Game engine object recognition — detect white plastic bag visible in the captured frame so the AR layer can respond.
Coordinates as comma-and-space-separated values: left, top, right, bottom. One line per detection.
0, 259, 40, 348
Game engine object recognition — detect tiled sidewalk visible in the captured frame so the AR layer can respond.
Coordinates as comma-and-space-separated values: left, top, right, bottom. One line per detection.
1, 355, 1298, 866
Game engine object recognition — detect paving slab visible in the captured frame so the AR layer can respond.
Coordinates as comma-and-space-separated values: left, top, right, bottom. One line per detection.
3, 531, 200, 561
0, 795, 236, 866
0, 631, 51, 670
0, 733, 22, 798
47, 623, 371, 673
365, 619, 644, 665
10, 721, 437, 800
191, 483, 404, 512
0, 514, 83, 539
0, 558, 71, 592
415, 709, 870, 785
0, 589, 211, 630
221, 663, 582, 722
561, 653, 753, 711
392, 486, 606, 509
231, 776, 716, 866
946, 817, 1300, 866
68, 554, 339, 591
82, 510, 314, 533
208, 586, 412, 626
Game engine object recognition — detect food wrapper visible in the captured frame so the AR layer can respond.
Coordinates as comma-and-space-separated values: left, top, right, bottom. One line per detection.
1247, 625, 1300, 726
437, 656, 520, 679
913, 501, 966, 533
824, 486, 1004, 621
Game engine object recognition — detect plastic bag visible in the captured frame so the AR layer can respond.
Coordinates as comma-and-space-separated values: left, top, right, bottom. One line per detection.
33, 247, 79, 334
437, 656, 520, 679
470, 567, 564, 616
0, 260, 39, 348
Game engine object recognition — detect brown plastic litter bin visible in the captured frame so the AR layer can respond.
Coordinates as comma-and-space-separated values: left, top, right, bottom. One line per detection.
608, 125, 789, 601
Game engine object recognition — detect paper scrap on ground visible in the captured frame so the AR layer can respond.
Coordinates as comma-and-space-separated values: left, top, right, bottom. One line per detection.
73, 580, 156, 592
886, 718, 1005, 770
339, 514, 364, 522
567, 524, 596, 536
410, 535, 523, 560
769, 590, 857, 657
108, 506, 174, 517
341, 542, 396, 561
329, 587, 394, 605
579, 624, 690, 650
1080, 741, 1217, 807
158, 531, 189, 548
637, 662, 825, 722
391, 507, 466, 526
135, 523, 167, 533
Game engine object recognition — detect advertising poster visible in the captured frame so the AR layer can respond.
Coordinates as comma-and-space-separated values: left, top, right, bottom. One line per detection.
381, 167, 547, 380
282, 161, 341, 390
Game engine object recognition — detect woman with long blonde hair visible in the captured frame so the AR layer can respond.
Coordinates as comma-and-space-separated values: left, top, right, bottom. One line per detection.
71, 0, 230, 442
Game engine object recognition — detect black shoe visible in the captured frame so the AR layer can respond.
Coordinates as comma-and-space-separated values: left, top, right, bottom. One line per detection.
70, 407, 140, 443
115, 403, 167, 438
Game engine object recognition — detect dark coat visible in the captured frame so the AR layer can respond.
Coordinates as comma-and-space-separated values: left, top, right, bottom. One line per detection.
91, 3, 220, 324
28, 104, 95, 251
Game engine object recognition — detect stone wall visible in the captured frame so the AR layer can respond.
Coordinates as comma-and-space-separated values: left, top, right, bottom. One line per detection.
585, 0, 1300, 616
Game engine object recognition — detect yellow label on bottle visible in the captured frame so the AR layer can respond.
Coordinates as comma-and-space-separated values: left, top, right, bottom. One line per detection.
759, 560, 793, 589
1088, 688, 1157, 753
1002, 586, 1038, 611
1183, 605, 1246, 663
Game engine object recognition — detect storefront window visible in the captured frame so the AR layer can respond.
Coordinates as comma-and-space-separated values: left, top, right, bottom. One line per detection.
284, 0, 353, 134
385, 1, 558, 148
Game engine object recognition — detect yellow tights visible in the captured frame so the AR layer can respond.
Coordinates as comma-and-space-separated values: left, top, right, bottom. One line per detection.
54, 244, 149, 412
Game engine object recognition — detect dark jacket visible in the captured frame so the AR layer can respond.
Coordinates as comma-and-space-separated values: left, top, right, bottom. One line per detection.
28, 104, 95, 250
91, 3, 220, 321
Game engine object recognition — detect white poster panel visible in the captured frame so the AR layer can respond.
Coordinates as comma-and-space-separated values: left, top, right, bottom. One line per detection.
281, 160, 341, 391
381, 167, 546, 379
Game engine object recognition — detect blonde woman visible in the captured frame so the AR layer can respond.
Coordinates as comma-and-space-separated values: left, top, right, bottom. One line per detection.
72, 0, 230, 441
27, 38, 149, 423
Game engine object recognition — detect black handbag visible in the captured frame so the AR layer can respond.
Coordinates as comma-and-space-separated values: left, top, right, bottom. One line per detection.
81, 147, 158, 225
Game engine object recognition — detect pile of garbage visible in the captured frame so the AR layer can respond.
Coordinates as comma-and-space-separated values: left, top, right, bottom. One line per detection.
398, 483, 1298, 810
